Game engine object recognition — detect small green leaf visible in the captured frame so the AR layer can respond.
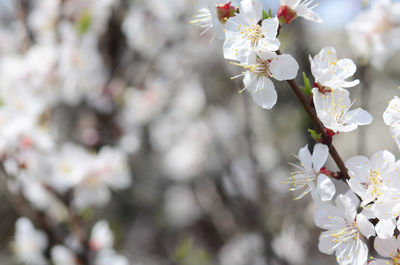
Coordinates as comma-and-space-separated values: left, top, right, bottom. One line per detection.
308, 129, 321, 142
302, 72, 312, 96
262, 9, 269, 20
76, 9, 92, 35
262, 9, 273, 20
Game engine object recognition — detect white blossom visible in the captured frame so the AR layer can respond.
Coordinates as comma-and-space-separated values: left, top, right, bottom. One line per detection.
278, 0, 323, 24
312, 88, 373, 133
314, 193, 375, 265
309, 47, 359, 90
223, 0, 280, 62
284, 143, 335, 201
14, 218, 48, 265
346, 150, 399, 207
346, 0, 400, 69
231, 50, 298, 109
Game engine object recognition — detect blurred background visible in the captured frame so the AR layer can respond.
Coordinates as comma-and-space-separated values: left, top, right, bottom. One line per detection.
0, 0, 400, 264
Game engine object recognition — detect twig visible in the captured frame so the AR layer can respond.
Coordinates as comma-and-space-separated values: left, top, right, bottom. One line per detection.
278, 52, 350, 180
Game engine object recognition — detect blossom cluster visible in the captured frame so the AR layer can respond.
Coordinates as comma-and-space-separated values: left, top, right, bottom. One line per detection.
192, 0, 400, 265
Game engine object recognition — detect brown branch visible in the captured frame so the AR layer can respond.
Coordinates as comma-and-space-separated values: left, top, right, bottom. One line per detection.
279, 53, 350, 180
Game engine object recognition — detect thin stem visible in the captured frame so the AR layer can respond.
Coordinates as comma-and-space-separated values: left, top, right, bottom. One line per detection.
279, 53, 350, 180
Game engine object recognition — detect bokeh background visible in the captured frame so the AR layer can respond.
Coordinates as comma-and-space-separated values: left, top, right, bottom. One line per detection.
0, 0, 400, 264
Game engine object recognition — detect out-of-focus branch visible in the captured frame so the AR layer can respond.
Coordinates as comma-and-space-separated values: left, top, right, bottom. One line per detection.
16, 0, 33, 50
358, 64, 370, 155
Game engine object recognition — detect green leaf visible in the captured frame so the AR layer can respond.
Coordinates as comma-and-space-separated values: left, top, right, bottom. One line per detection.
76, 9, 92, 35
302, 72, 312, 96
262, 9, 269, 20
262, 9, 273, 20
308, 129, 321, 142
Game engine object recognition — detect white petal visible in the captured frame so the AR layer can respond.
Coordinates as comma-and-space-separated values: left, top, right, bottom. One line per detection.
269, 54, 299, 81
261, 17, 279, 40
384, 96, 400, 127
344, 108, 373, 126
250, 76, 277, 109
312, 143, 329, 171
295, 4, 323, 23
223, 31, 248, 61
375, 219, 396, 239
374, 237, 397, 257
353, 240, 369, 265
297, 144, 312, 169
240, 0, 262, 25
356, 213, 375, 239
316, 174, 335, 201
369, 259, 394, 265
314, 204, 345, 228
336, 194, 357, 222
318, 231, 335, 254
370, 150, 395, 169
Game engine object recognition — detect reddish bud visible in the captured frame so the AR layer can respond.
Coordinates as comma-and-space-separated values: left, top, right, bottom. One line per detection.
277, 5, 297, 24
217, 2, 238, 24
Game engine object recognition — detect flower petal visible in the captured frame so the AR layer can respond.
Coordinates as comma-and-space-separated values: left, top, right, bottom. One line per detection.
269, 54, 299, 81
240, 0, 262, 25
374, 237, 397, 258
312, 143, 329, 171
316, 174, 335, 201
250, 76, 277, 109
356, 213, 375, 239
375, 219, 396, 239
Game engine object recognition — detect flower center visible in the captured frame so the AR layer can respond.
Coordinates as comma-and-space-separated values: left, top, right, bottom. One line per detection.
368, 169, 383, 197
326, 219, 359, 251
230, 58, 274, 88
392, 253, 400, 265
239, 24, 264, 45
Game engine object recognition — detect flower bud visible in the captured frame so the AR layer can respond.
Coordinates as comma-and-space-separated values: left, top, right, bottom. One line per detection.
217, 2, 238, 24
277, 5, 297, 24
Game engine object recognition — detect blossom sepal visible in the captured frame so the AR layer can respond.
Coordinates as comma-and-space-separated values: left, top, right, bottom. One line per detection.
217, 2, 238, 24
277, 5, 298, 24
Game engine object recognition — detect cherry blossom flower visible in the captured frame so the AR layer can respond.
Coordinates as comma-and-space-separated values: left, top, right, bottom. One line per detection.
312, 88, 373, 133
369, 237, 400, 265
88, 220, 129, 265
284, 143, 335, 201
223, 0, 280, 62
231, 50, 298, 109
14, 218, 48, 265
89, 220, 114, 251
314, 193, 375, 265
72, 147, 131, 210
346, 150, 399, 207
309, 47, 359, 90
346, 0, 400, 69
278, 0, 323, 24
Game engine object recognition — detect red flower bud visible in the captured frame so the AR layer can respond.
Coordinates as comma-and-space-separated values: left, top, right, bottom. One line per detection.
217, 2, 238, 24
277, 5, 297, 24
